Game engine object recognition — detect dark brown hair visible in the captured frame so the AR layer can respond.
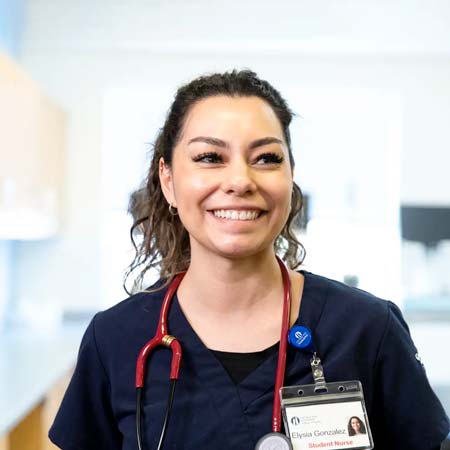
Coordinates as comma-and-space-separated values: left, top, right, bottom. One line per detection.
125, 69, 305, 294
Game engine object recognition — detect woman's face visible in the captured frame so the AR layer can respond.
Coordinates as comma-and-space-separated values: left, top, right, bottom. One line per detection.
159, 95, 293, 261
351, 418, 361, 433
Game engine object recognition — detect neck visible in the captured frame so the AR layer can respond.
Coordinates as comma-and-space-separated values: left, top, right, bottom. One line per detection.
178, 249, 283, 315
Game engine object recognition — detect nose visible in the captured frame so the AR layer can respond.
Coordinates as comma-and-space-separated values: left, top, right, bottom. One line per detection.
221, 158, 256, 195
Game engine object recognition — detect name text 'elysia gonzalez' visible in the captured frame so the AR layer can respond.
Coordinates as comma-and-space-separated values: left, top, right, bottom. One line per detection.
291, 429, 346, 439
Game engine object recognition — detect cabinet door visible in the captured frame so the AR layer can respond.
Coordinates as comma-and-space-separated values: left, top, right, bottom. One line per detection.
0, 52, 65, 239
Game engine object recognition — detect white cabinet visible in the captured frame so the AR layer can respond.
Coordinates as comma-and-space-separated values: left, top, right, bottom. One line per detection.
0, 52, 65, 239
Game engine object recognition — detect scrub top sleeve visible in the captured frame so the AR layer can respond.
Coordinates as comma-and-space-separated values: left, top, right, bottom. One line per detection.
372, 301, 450, 450
49, 314, 122, 450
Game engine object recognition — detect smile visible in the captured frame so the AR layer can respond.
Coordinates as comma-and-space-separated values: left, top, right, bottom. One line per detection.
212, 209, 263, 221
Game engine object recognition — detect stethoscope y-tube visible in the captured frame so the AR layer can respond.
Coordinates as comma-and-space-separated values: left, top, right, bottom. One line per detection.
135, 258, 291, 449
135, 273, 184, 450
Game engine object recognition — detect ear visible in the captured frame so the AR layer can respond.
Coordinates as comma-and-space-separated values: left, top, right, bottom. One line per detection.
159, 157, 176, 207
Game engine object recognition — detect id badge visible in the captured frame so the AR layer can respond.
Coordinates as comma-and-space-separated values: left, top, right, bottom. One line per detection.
281, 380, 374, 450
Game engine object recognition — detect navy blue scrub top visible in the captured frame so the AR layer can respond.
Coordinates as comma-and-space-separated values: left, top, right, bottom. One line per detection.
49, 271, 450, 450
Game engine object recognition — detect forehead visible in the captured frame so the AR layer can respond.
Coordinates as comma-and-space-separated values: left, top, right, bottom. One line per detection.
180, 95, 284, 140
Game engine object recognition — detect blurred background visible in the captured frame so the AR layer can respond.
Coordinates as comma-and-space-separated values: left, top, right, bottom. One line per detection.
1, 0, 449, 448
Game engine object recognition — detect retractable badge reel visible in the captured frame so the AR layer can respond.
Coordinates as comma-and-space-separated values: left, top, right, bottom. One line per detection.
281, 327, 374, 450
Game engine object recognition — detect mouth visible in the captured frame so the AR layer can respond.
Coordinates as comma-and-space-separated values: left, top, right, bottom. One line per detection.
209, 209, 265, 221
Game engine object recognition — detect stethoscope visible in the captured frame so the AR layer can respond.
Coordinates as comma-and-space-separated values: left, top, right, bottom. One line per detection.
135, 257, 294, 450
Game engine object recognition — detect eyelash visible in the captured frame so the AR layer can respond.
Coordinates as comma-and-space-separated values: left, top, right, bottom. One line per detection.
192, 152, 222, 164
256, 152, 284, 165
192, 151, 284, 165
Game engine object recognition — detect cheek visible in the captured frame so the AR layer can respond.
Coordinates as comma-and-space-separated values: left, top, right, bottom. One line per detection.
173, 169, 217, 209
189, 173, 217, 193
273, 178, 293, 208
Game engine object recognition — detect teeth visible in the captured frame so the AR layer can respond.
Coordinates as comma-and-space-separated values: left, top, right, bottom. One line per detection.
213, 210, 260, 220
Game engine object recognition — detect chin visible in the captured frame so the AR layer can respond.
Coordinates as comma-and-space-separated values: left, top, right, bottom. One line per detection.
212, 242, 272, 260
190, 232, 277, 261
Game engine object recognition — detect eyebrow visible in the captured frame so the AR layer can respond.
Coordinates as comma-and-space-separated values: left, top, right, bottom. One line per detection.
187, 136, 283, 149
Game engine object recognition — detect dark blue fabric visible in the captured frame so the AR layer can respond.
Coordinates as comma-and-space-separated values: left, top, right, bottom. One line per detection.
49, 271, 450, 450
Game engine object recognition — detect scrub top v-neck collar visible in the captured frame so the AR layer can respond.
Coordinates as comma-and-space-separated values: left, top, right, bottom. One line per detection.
166, 271, 328, 447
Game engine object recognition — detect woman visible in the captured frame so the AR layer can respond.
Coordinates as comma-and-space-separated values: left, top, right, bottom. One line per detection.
49, 70, 449, 450
348, 416, 367, 436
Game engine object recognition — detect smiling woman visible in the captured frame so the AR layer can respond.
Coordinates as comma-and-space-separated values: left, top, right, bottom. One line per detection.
125, 73, 304, 294
48, 70, 450, 450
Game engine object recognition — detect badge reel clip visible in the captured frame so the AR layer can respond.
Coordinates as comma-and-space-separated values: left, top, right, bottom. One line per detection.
280, 327, 374, 450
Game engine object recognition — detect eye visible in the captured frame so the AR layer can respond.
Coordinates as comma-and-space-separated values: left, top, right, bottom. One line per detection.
254, 152, 284, 165
192, 151, 223, 164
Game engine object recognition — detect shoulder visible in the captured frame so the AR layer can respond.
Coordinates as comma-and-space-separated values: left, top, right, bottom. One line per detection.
300, 271, 403, 362
95, 280, 168, 328
48, 286, 170, 449
302, 270, 393, 325
86, 282, 169, 363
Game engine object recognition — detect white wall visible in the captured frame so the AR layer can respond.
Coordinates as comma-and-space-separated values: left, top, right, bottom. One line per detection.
14, 0, 450, 311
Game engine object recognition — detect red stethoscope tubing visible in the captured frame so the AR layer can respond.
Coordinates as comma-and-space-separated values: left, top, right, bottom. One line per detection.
135, 256, 291, 434
273, 257, 291, 432
135, 272, 185, 387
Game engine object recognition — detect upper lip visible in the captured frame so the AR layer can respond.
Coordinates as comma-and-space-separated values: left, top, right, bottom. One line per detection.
208, 206, 266, 211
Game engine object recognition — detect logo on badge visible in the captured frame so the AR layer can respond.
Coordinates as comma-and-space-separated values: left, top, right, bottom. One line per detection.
294, 330, 308, 346
290, 416, 301, 426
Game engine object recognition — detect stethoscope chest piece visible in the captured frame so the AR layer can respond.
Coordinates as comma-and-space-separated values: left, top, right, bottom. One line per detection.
255, 432, 293, 450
